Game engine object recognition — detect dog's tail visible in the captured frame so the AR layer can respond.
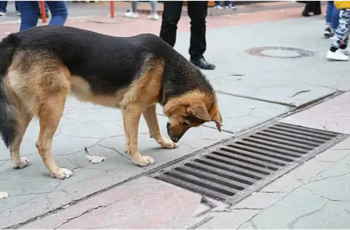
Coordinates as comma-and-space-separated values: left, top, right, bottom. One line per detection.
0, 34, 19, 148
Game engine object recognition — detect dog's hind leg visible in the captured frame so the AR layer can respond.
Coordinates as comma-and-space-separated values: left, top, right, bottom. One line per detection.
36, 91, 71, 179
143, 104, 178, 149
10, 103, 33, 169
122, 104, 154, 167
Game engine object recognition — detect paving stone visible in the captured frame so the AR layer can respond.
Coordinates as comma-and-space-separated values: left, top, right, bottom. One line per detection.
239, 189, 327, 229
312, 153, 350, 183
283, 91, 350, 134
0, 190, 73, 229
0, 139, 37, 161
291, 201, 350, 229
232, 192, 286, 210
260, 173, 303, 194
21, 177, 202, 229
0, 193, 43, 213
196, 210, 261, 229
51, 135, 101, 156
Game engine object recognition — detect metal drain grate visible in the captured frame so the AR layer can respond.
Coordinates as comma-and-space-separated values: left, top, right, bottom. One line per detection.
150, 122, 347, 204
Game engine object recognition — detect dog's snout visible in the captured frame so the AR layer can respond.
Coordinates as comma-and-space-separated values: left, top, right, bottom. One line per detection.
166, 122, 170, 131
171, 136, 179, 143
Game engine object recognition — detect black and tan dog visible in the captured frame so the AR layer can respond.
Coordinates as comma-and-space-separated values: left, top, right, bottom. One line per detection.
0, 26, 222, 179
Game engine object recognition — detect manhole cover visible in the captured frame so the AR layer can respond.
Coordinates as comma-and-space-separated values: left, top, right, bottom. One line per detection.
246, 46, 316, 59
150, 122, 346, 204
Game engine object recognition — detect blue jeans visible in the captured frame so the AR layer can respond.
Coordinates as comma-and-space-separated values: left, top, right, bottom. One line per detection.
0, 1, 19, 13
326, 1, 340, 31
16, 1, 68, 31
215, 1, 232, 6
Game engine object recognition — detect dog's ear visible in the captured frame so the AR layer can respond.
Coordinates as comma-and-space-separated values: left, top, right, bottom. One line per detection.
212, 112, 222, 132
210, 103, 223, 132
188, 103, 211, 122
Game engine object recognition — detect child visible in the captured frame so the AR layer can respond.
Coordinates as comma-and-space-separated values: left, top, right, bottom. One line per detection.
327, 1, 350, 60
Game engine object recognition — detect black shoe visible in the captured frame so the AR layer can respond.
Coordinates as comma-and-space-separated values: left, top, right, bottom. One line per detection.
324, 27, 332, 38
190, 58, 216, 70
302, 10, 310, 17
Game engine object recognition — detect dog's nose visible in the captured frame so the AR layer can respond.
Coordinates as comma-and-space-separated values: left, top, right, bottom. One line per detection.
166, 122, 170, 131
171, 136, 179, 143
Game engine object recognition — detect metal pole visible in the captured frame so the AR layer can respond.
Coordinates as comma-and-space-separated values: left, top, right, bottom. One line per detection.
39, 1, 47, 23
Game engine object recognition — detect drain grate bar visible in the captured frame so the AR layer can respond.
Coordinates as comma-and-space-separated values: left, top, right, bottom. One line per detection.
221, 146, 287, 166
151, 122, 347, 204
251, 133, 315, 150
214, 149, 279, 171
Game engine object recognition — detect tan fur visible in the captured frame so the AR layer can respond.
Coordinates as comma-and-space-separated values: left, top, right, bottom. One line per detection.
163, 90, 222, 140
4, 51, 221, 179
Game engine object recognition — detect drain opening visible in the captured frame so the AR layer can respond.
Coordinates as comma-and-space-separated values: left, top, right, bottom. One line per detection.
151, 122, 347, 204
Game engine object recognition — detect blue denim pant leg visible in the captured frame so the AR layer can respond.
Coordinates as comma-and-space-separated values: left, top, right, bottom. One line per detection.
331, 6, 340, 31
0, 1, 8, 13
45, 1, 68, 26
16, 1, 39, 31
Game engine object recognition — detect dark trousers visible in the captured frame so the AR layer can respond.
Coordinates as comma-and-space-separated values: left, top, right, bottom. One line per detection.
304, 1, 321, 14
160, 1, 208, 60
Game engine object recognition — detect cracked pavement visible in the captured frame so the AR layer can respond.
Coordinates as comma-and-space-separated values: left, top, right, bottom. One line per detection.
1, 2, 350, 229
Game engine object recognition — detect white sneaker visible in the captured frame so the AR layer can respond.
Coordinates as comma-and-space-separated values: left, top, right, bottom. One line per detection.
326, 49, 349, 61
214, 5, 223, 9
124, 11, 139, 18
340, 47, 350, 56
0, 12, 5, 16
147, 13, 159, 20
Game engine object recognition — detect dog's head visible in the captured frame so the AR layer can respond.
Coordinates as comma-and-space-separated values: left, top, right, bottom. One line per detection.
163, 90, 222, 143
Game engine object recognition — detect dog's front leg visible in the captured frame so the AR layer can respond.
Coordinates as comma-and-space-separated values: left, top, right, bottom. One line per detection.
143, 104, 178, 149
122, 104, 154, 167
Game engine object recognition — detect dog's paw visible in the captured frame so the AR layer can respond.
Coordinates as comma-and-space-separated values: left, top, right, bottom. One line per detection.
51, 168, 73, 180
14, 157, 30, 169
134, 155, 154, 167
159, 138, 179, 149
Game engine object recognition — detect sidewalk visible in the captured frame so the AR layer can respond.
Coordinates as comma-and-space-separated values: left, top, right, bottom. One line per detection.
2, 2, 350, 229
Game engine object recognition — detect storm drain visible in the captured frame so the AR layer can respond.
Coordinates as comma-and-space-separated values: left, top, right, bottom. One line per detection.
150, 122, 347, 204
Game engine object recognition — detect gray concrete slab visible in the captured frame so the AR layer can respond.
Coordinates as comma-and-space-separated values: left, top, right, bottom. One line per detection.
174, 17, 347, 107
283, 91, 350, 134
20, 177, 203, 229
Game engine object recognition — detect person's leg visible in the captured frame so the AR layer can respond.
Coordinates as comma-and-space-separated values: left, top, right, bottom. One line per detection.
303, 1, 321, 16
214, 1, 223, 9
150, 1, 157, 13
16, 1, 38, 31
325, 1, 334, 37
331, 6, 340, 31
159, 1, 183, 47
326, 1, 333, 26
0, 1, 8, 16
45, 1, 68, 26
131, 1, 137, 11
327, 9, 350, 60
187, 1, 215, 70
125, 1, 139, 18
147, 1, 159, 20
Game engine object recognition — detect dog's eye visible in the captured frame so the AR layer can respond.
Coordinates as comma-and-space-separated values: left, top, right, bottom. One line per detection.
183, 121, 190, 126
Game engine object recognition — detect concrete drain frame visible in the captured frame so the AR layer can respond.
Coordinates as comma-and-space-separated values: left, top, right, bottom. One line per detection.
150, 122, 347, 205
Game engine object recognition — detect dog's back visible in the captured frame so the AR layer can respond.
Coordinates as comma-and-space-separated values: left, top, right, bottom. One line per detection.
13, 26, 176, 94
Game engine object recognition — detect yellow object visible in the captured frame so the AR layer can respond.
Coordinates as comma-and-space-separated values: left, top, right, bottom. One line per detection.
334, 1, 350, 10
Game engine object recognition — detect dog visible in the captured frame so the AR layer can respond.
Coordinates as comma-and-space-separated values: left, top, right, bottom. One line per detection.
0, 26, 222, 179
